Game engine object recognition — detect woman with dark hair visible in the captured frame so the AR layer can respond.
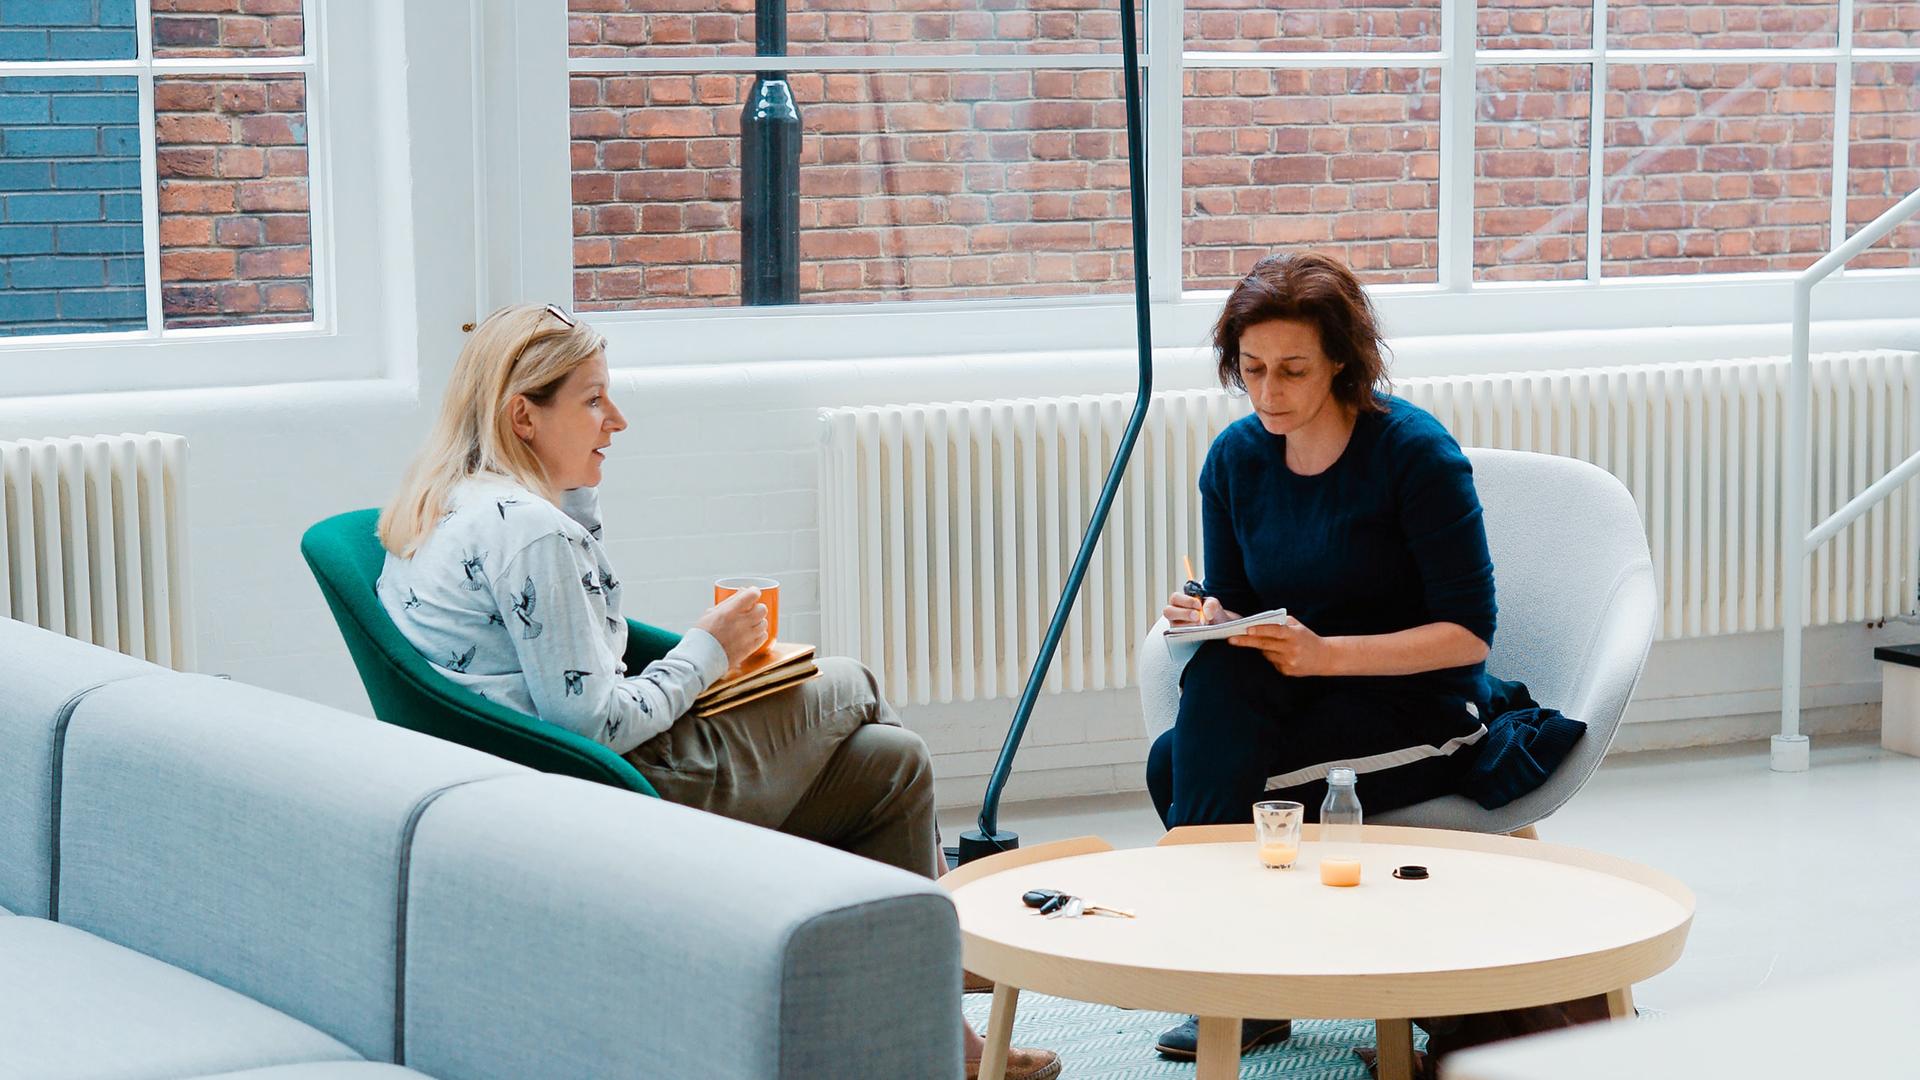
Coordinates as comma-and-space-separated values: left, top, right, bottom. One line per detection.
1146, 252, 1497, 1062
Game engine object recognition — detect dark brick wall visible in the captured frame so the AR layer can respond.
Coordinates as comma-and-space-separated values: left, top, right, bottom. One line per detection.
0, 2, 142, 335
0, 75, 144, 336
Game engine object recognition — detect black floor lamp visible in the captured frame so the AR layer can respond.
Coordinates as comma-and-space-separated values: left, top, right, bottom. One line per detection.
956, 0, 1155, 865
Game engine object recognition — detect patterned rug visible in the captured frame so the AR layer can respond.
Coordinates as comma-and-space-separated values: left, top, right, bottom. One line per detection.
961, 992, 1429, 1080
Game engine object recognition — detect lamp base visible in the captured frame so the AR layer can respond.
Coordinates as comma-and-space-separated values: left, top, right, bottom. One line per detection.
956, 829, 1021, 866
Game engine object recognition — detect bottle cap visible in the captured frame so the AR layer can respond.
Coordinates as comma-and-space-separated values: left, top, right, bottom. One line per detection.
1392, 865, 1429, 880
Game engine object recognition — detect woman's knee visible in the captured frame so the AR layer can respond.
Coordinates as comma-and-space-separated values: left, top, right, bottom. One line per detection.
847, 722, 934, 795
1174, 642, 1275, 736
812, 655, 894, 720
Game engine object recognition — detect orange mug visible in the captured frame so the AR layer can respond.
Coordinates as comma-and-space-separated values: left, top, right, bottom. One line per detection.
714, 576, 779, 654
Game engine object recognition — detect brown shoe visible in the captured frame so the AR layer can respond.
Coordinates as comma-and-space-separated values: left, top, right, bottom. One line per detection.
1353, 1045, 1436, 1080
965, 1046, 1061, 1080
963, 969, 994, 994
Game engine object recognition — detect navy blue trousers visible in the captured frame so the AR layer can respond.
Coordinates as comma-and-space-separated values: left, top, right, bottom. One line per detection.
1147, 641, 1483, 829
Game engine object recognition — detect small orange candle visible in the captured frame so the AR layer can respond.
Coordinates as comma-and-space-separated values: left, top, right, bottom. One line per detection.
1258, 843, 1298, 869
1319, 858, 1362, 887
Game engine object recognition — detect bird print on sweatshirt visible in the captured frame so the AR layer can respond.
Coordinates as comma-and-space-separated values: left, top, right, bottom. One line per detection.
563, 669, 591, 696
460, 550, 488, 590
582, 571, 603, 596
511, 576, 543, 640
447, 644, 477, 673
495, 497, 523, 519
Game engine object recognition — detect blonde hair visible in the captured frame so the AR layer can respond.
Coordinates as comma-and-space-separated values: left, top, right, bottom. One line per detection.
379, 303, 607, 557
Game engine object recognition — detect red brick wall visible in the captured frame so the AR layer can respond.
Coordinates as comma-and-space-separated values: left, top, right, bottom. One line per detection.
570, 0, 1920, 311
155, 73, 313, 327
1849, 61, 1920, 268
1476, 65, 1591, 281
572, 70, 1137, 308
146, 1, 312, 328
568, 0, 1125, 58
151, 0, 303, 58
1601, 63, 1835, 276
1183, 67, 1440, 288
1609, 0, 1840, 48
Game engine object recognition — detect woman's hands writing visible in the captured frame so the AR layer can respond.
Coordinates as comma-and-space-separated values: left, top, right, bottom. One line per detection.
693, 586, 771, 669
1163, 590, 1229, 627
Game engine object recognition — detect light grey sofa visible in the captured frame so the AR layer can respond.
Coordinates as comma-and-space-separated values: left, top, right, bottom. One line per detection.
0, 617, 962, 1080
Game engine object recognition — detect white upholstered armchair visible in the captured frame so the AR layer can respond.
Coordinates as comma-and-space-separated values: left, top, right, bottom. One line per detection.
1136, 447, 1659, 835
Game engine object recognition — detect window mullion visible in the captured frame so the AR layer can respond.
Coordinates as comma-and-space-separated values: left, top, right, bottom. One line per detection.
1830, 0, 1857, 273
302, 0, 334, 330
1147, 0, 1184, 305
1440, 0, 1477, 290
135, 0, 162, 336
1586, 0, 1609, 281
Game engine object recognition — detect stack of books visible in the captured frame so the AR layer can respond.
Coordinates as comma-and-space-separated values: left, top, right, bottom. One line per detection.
692, 641, 819, 717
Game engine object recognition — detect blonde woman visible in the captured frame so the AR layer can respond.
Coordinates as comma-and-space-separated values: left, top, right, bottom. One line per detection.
377, 303, 1058, 1080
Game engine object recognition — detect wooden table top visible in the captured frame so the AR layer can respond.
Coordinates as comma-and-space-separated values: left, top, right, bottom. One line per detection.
944, 825, 1694, 1019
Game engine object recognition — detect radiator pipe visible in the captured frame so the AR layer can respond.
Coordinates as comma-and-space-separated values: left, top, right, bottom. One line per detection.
959, 0, 1153, 863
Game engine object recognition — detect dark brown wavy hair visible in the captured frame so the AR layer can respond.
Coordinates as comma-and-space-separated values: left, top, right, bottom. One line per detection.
1211, 251, 1389, 414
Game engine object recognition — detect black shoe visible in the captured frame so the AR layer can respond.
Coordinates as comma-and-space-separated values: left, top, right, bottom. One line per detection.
1153, 1016, 1292, 1060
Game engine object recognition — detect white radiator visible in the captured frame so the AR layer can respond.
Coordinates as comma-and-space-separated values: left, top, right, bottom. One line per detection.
818, 350, 1920, 705
0, 432, 194, 669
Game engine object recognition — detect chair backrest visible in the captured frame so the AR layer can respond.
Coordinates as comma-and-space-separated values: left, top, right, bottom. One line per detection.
1468, 447, 1658, 745
299, 509, 658, 797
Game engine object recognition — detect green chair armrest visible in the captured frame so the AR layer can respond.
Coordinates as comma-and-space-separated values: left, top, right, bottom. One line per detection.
623, 618, 684, 670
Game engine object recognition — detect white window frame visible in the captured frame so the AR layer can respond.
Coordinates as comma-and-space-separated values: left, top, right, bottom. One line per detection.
522, 0, 1920, 367
0, 0, 394, 399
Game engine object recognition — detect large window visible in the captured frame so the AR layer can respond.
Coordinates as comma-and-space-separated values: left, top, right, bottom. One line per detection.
566, 0, 1919, 341
0, 0, 321, 341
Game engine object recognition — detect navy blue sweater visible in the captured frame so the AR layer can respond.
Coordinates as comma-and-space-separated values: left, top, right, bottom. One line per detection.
1199, 395, 1497, 707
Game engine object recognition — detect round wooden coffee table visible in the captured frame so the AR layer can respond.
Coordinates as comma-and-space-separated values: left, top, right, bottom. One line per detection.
943, 824, 1694, 1080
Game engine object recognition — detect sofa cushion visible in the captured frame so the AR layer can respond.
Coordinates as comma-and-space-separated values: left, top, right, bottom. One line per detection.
55, 675, 529, 1064
0, 917, 359, 1080
401, 774, 962, 1080
0, 617, 167, 918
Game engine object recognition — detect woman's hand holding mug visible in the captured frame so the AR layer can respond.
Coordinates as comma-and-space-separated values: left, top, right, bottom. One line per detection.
695, 586, 771, 669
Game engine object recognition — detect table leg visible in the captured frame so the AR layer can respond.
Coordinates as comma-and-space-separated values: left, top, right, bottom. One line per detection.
1607, 985, 1635, 1020
1195, 1016, 1242, 1080
1374, 1018, 1415, 1080
977, 984, 1019, 1080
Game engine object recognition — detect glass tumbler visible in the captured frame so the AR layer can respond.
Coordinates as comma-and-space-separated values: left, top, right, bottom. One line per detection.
1253, 800, 1305, 869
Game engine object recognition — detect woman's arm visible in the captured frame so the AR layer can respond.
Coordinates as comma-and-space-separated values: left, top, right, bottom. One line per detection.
494, 533, 727, 753
1229, 618, 1488, 677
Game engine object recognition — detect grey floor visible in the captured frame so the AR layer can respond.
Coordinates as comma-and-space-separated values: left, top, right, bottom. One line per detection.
939, 734, 1920, 1014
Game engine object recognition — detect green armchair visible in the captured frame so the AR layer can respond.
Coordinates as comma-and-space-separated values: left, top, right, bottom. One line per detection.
300, 508, 671, 797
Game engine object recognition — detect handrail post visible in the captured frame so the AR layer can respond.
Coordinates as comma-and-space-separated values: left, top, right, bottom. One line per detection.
1775, 183, 1920, 773
1775, 280, 1812, 772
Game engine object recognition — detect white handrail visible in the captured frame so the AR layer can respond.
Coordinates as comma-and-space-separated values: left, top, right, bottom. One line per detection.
1776, 185, 1920, 773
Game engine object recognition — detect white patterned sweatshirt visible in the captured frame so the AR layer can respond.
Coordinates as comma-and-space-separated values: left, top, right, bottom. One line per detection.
377, 474, 728, 755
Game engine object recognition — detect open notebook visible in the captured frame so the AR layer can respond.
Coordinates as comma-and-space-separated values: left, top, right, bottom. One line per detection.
1162, 607, 1289, 643
1161, 608, 1288, 665
692, 641, 818, 718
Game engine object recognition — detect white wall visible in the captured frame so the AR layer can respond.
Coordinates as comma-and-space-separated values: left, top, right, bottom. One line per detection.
1, 1, 1915, 814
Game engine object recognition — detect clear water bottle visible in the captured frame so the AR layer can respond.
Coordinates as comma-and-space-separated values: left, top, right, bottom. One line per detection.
1320, 767, 1364, 851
